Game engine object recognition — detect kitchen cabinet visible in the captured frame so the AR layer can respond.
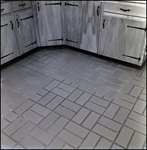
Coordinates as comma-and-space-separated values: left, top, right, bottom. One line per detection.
36, 1, 64, 46
64, 1, 82, 48
14, 10, 37, 54
98, 1, 146, 66
1, 15, 18, 65
80, 1, 102, 53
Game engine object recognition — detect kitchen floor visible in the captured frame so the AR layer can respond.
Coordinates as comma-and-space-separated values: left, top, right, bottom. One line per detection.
1, 47, 146, 149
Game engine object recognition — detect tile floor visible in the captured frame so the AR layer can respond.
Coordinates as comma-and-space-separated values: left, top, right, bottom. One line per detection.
1, 47, 146, 149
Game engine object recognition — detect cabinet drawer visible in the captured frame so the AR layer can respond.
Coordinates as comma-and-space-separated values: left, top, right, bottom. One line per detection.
104, 2, 146, 18
12, 1, 31, 11
1, 3, 12, 15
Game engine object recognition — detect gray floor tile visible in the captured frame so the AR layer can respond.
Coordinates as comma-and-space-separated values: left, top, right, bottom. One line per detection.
96, 138, 112, 149
47, 138, 65, 149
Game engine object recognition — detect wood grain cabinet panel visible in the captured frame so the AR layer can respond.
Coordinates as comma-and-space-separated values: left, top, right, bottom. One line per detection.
36, 1, 63, 46
15, 10, 37, 54
1, 15, 18, 65
80, 1, 101, 53
98, 13, 146, 65
64, 1, 82, 48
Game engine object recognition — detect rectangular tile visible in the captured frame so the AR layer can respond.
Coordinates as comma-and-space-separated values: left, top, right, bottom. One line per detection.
96, 138, 112, 149
47, 116, 69, 136
76, 93, 92, 106
94, 86, 109, 98
20, 135, 45, 149
65, 121, 89, 139
114, 107, 130, 124
58, 83, 75, 93
128, 132, 146, 149
14, 100, 34, 115
130, 86, 142, 98
103, 103, 119, 119
111, 69, 124, 79
85, 101, 105, 114
113, 98, 133, 110
30, 127, 54, 146
89, 96, 110, 108
50, 74, 65, 82
54, 105, 75, 119
47, 138, 65, 149
11, 122, 35, 142
128, 79, 145, 87
38, 92, 56, 106
83, 80, 100, 89
37, 77, 53, 88
52, 87, 70, 98
46, 96, 64, 110
103, 89, 118, 101
133, 99, 146, 114
44, 80, 60, 91
92, 124, 117, 141
79, 132, 100, 149
104, 81, 122, 90
39, 112, 59, 130
107, 77, 124, 85
30, 103, 51, 117
4, 111, 18, 122
67, 89, 83, 102
71, 77, 85, 88
1, 118, 10, 130
82, 112, 100, 130
88, 72, 101, 82
24, 91, 42, 102
72, 107, 90, 124
115, 126, 134, 148
78, 84, 96, 94
61, 100, 81, 112
121, 83, 134, 94
98, 116, 122, 132
58, 129, 82, 148
125, 118, 146, 135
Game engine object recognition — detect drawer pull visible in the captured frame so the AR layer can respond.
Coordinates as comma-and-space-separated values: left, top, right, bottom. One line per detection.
120, 8, 130, 12
1, 8, 4, 11
19, 3, 26, 7
49, 38, 63, 42
0, 24, 8, 27
65, 2, 78, 7
97, 6, 99, 16
16, 19, 19, 28
10, 20, 13, 30
21, 15, 33, 21
66, 38, 78, 44
123, 54, 141, 61
25, 41, 36, 48
127, 25, 146, 32
103, 19, 105, 29
45, 2, 62, 6
1, 52, 13, 59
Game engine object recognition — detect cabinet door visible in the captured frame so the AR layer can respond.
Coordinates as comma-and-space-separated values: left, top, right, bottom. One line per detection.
1, 15, 17, 65
36, 1, 63, 46
15, 10, 37, 54
65, 1, 82, 48
80, 1, 101, 53
98, 13, 146, 65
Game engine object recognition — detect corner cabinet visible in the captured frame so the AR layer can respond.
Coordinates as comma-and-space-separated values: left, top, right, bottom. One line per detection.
36, 1, 64, 46
1, 15, 18, 65
80, 1, 102, 53
64, 1, 82, 48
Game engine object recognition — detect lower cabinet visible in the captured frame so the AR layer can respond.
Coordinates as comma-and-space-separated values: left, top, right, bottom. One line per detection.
15, 10, 37, 55
98, 13, 146, 65
1, 15, 18, 65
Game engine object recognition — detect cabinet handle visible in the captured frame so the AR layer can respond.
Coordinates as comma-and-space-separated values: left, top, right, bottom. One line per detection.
45, 2, 62, 6
65, 2, 78, 7
97, 6, 99, 16
103, 19, 105, 29
16, 19, 19, 28
1, 8, 4, 11
19, 3, 26, 7
127, 25, 146, 32
120, 8, 130, 12
37, 2, 40, 11
123, 54, 141, 61
10, 20, 13, 30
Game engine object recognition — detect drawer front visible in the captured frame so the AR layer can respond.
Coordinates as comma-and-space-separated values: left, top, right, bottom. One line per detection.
1, 3, 12, 15
104, 2, 146, 18
12, 1, 31, 11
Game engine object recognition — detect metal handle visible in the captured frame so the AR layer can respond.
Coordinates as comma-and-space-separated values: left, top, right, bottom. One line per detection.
103, 19, 105, 29
65, 2, 78, 7
16, 19, 19, 28
97, 6, 99, 16
120, 8, 130, 12
37, 2, 40, 11
10, 20, 13, 30
1, 8, 4, 11
19, 3, 26, 7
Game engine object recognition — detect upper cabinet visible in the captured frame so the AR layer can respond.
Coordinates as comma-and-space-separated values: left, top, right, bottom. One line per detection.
64, 1, 82, 48
80, 1, 102, 53
35, 1, 64, 46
